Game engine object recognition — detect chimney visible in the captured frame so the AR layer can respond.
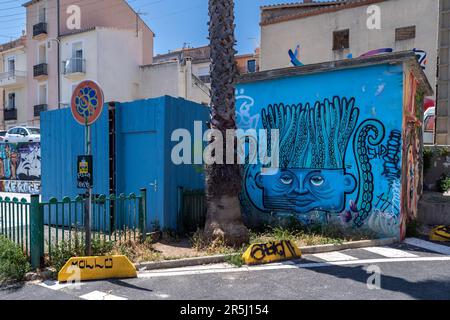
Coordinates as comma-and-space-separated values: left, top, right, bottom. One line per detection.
303, 0, 313, 3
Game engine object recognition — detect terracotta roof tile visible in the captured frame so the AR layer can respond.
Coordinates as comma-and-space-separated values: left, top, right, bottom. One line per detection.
261, 0, 387, 26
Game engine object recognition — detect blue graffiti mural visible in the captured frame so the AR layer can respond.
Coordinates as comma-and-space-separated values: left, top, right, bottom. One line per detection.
237, 63, 407, 237
288, 45, 304, 67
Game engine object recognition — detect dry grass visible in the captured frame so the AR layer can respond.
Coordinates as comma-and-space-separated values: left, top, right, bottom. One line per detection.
110, 232, 162, 263
189, 224, 375, 257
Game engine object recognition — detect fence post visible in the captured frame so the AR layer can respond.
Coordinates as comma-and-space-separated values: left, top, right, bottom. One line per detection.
30, 195, 44, 269
139, 188, 147, 242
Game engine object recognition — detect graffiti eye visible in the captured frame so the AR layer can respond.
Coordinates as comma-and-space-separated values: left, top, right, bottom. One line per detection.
310, 175, 324, 187
280, 176, 293, 185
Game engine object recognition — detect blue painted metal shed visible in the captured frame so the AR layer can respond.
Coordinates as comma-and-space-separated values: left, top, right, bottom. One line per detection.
41, 96, 209, 231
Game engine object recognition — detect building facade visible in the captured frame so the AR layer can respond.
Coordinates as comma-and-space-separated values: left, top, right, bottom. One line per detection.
0, 37, 27, 130
23, 0, 154, 127
59, 27, 147, 107
260, 0, 442, 142
438, 0, 450, 145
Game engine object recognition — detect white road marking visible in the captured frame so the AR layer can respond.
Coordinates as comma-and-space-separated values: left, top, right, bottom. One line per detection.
363, 246, 418, 258
39, 280, 84, 291
137, 256, 450, 278
312, 252, 358, 262
404, 238, 450, 255
80, 290, 127, 300
142, 263, 234, 273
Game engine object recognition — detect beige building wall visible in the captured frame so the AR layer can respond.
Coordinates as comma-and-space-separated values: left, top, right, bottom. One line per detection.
59, 0, 154, 65
139, 60, 210, 105
437, 0, 450, 145
25, 0, 59, 127
261, 0, 438, 91
24, 0, 155, 127
60, 27, 147, 106
0, 39, 28, 130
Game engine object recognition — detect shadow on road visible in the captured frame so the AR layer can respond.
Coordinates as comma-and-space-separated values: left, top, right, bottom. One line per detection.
305, 264, 450, 300
107, 279, 153, 293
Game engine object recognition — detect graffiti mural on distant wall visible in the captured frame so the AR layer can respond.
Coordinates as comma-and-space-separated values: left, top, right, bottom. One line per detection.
0, 142, 41, 194
237, 64, 413, 238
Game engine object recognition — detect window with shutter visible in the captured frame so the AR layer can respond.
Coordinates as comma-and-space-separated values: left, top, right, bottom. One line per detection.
333, 29, 350, 50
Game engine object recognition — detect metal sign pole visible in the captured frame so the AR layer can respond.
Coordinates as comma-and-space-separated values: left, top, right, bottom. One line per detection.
84, 121, 92, 256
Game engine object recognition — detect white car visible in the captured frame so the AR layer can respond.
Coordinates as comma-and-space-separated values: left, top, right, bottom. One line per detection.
423, 107, 435, 145
4, 126, 41, 143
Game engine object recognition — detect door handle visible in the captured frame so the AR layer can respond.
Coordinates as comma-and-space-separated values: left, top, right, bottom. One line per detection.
149, 180, 157, 192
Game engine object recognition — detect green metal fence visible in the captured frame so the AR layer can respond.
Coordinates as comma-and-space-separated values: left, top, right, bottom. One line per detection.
0, 189, 147, 269
178, 189, 206, 234
0, 196, 31, 256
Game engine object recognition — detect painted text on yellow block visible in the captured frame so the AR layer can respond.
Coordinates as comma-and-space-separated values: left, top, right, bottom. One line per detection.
242, 240, 302, 265
58, 255, 137, 282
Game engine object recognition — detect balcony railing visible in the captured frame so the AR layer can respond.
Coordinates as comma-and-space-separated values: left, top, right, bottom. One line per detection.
33, 63, 48, 78
33, 22, 47, 38
63, 58, 86, 75
198, 75, 211, 84
34, 104, 47, 117
0, 70, 26, 88
4, 108, 17, 121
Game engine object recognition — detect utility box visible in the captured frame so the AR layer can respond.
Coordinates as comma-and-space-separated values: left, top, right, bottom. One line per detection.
236, 52, 433, 240
41, 96, 209, 231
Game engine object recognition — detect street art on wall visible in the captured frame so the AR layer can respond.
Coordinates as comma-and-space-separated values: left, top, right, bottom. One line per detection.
359, 48, 427, 70
237, 63, 414, 239
288, 45, 304, 67
0, 142, 41, 194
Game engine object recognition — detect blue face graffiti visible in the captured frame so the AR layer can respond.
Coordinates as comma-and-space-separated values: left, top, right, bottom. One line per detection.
256, 168, 356, 213
243, 96, 385, 228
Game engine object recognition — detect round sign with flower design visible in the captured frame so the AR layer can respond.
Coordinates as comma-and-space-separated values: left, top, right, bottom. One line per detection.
71, 80, 104, 126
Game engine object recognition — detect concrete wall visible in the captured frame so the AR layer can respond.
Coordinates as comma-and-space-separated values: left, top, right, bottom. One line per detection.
97, 28, 143, 103
139, 61, 180, 99
139, 60, 210, 105
236, 62, 422, 239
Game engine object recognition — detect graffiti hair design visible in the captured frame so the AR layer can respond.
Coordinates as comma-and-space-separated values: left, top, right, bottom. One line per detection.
353, 119, 385, 227
261, 97, 359, 169
252, 96, 385, 227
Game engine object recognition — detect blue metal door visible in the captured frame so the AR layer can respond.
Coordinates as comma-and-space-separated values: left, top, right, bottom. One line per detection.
117, 131, 158, 231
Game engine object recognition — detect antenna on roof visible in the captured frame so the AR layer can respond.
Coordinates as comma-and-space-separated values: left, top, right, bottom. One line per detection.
135, 10, 148, 37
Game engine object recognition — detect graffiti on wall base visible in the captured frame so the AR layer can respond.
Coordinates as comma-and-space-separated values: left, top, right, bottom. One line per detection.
0, 180, 41, 195
0, 142, 41, 194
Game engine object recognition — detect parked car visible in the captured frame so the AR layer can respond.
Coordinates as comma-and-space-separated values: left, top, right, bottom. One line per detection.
423, 107, 435, 145
0, 131, 6, 142
4, 126, 40, 143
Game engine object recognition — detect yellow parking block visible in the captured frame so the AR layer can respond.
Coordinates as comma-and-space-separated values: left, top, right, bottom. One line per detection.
430, 226, 450, 242
242, 240, 302, 265
58, 255, 137, 282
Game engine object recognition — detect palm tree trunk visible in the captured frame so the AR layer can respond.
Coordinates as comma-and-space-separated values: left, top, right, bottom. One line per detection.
204, 0, 249, 247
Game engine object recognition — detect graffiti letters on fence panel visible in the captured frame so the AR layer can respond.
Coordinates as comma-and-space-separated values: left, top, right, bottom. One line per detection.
242, 240, 302, 265
430, 226, 450, 242
0, 142, 41, 194
58, 255, 137, 282
237, 63, 414, 239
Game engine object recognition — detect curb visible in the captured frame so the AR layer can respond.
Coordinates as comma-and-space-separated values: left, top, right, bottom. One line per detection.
135, 237, 398, 271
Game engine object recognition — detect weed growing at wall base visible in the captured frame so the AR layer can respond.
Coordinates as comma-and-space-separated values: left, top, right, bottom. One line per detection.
0, 236, 30, 285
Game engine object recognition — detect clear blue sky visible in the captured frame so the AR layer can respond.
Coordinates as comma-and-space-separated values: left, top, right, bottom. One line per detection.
0, 0, 328, 55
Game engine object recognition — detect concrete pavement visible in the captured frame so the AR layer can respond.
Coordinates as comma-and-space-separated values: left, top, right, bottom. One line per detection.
1, 237, 450, 300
